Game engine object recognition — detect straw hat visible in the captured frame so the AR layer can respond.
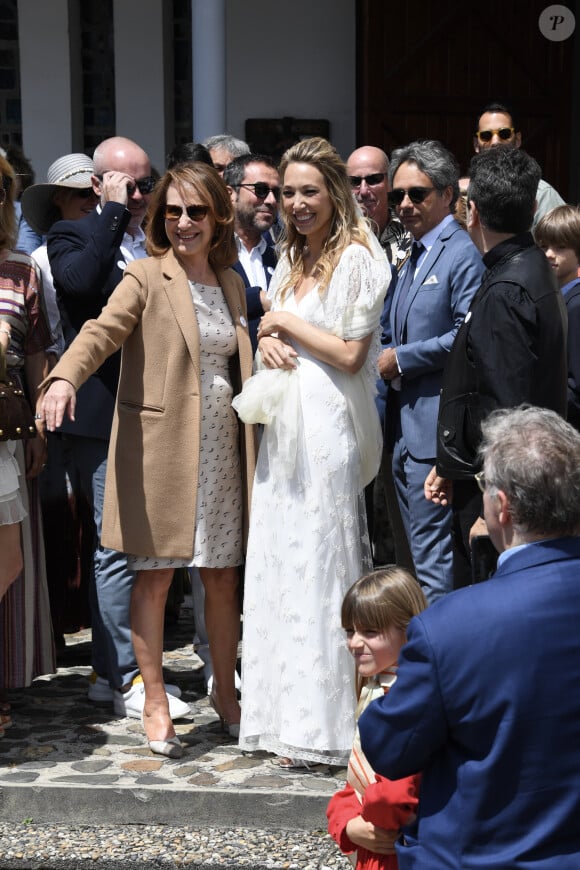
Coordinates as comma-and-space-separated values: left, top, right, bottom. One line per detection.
20, 153, 95, 235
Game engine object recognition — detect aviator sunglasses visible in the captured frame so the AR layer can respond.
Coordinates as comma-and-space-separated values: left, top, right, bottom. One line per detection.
234, 182, 280, 201
388, 187, 436, 206
348, 172, 386, 189
476, 127, 515, 144
164, 203, 209, 222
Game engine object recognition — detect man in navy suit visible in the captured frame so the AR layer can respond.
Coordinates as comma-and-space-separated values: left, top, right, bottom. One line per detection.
47, 137, 188, 720
223, 154, 279, 352
378, 140, 483, 601
360, 405, 580, 868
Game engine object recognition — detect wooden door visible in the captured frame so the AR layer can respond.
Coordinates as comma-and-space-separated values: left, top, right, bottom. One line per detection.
356, 0, 576, 198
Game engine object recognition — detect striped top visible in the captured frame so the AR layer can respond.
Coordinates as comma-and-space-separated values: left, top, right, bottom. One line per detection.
0, 250, 52, 372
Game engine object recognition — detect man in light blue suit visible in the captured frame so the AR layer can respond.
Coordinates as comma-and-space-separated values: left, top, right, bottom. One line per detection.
378, 140, 484, 601
360, 406, 580, 868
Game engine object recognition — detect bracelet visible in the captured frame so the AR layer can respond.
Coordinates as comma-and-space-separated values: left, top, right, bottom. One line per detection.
34, 414, 45, 421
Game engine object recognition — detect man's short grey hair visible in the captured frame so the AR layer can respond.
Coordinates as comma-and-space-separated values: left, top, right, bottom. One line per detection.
202, 134, 250, 159
479, 406, 580, 538
388, 139, 460, 210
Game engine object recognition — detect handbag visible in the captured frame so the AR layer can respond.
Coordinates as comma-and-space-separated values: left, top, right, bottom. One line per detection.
0, 341, 37, 442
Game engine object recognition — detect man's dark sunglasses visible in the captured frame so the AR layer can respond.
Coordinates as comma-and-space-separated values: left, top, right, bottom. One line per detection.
96, 174, 156, 195
235, 182, 280, 201
348, 173, 386, 189
476, 127, 515, 144
388, 187, 436, 206
164, 203, 209, 222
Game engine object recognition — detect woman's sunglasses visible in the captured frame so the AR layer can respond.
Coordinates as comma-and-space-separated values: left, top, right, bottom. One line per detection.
164, 204, 209, 222
475, 127, 515, 144
388, 187, 435, 206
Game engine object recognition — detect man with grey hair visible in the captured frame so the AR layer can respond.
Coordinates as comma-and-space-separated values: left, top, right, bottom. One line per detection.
202, 134, 250, 175
360, 405, 580, 868
378, 139, 483, 601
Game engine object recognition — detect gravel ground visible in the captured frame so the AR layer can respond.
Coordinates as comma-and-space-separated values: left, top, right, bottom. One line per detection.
0, 823, 352, 869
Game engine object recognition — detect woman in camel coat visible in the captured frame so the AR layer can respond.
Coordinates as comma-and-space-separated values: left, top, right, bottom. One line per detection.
42, 163, 256, 757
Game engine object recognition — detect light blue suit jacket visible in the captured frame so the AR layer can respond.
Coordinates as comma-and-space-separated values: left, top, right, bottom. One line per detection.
389, 218, 483, 459
360, 537, 580, 868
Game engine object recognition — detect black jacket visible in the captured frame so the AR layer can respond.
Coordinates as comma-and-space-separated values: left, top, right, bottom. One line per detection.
436, 233, 568, 479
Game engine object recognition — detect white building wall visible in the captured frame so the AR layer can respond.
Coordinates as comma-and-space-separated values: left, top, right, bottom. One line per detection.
16, 0, 357, 177
17, 0, 82, 180
225, 0, 356, 161
113, 0, 170, 171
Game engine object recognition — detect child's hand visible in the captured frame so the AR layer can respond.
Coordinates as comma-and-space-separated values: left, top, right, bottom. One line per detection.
345, 815, 398, 854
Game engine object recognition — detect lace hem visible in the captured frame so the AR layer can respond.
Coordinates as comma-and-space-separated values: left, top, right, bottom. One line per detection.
239, 734, 349, 767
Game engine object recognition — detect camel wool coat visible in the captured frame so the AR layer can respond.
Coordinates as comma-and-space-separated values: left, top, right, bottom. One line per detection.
45, 248, 256, 560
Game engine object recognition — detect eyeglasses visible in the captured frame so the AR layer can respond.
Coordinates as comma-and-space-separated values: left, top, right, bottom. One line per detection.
164, 203, 209, 222
388, 187, 436, 206
348, 173, 386, 189
476, 127, 515, 144
235, 183, 280, 201
96, 174, 156, 195
474, 470, 486, 493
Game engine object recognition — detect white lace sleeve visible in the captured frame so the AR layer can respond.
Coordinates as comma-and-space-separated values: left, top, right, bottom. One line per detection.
323, 240, 390, 340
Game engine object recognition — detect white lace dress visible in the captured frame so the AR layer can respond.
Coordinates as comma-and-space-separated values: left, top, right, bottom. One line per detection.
238, 242, 390, 764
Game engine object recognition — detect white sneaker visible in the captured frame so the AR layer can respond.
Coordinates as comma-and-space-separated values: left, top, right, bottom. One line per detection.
113, 683, 190, 720
89, 672, 182, 704
87, 672, 114, 703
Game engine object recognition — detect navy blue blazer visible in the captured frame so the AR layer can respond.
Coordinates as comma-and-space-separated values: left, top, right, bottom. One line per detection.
387, 219, 483, 458
360, 537, 580, 868
232, 238, 277, 353
47, 202, 131, 440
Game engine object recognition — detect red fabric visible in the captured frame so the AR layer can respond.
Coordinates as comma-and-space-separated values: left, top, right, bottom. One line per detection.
327, 773, 420, 870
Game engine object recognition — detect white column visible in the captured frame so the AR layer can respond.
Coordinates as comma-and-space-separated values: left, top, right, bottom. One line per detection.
17, 0, 81, 179
113, 0, 170, 171
192, 0, 226, 142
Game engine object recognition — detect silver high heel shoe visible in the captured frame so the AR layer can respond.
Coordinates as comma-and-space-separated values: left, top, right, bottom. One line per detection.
142, 712, 184, 758
209, 690, 240, 739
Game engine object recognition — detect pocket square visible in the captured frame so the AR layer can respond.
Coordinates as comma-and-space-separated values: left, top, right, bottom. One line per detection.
423, 274, 439, 285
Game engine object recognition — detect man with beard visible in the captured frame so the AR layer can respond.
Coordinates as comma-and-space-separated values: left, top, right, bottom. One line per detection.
224, 154, 280, 352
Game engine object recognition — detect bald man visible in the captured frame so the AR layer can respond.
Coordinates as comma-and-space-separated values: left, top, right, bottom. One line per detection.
347, 145, 414, 571
47, 137, 189, 722
347, 145, 411, 268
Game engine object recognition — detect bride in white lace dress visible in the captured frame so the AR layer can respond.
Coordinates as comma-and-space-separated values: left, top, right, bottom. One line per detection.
237, 138, 391, 767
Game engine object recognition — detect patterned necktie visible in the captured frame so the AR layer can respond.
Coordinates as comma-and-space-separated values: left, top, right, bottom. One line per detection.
394, 241, 424, 343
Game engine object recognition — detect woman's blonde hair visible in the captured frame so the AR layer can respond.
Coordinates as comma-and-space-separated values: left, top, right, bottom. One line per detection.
0, 155, 16, 252
146, 163, 237, 269
277, 137, 372, 298
341, 567, 427, 636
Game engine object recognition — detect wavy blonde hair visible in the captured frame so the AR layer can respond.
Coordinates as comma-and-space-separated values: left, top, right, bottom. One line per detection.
277, 137, 372, 298
0, 155, 16, 252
